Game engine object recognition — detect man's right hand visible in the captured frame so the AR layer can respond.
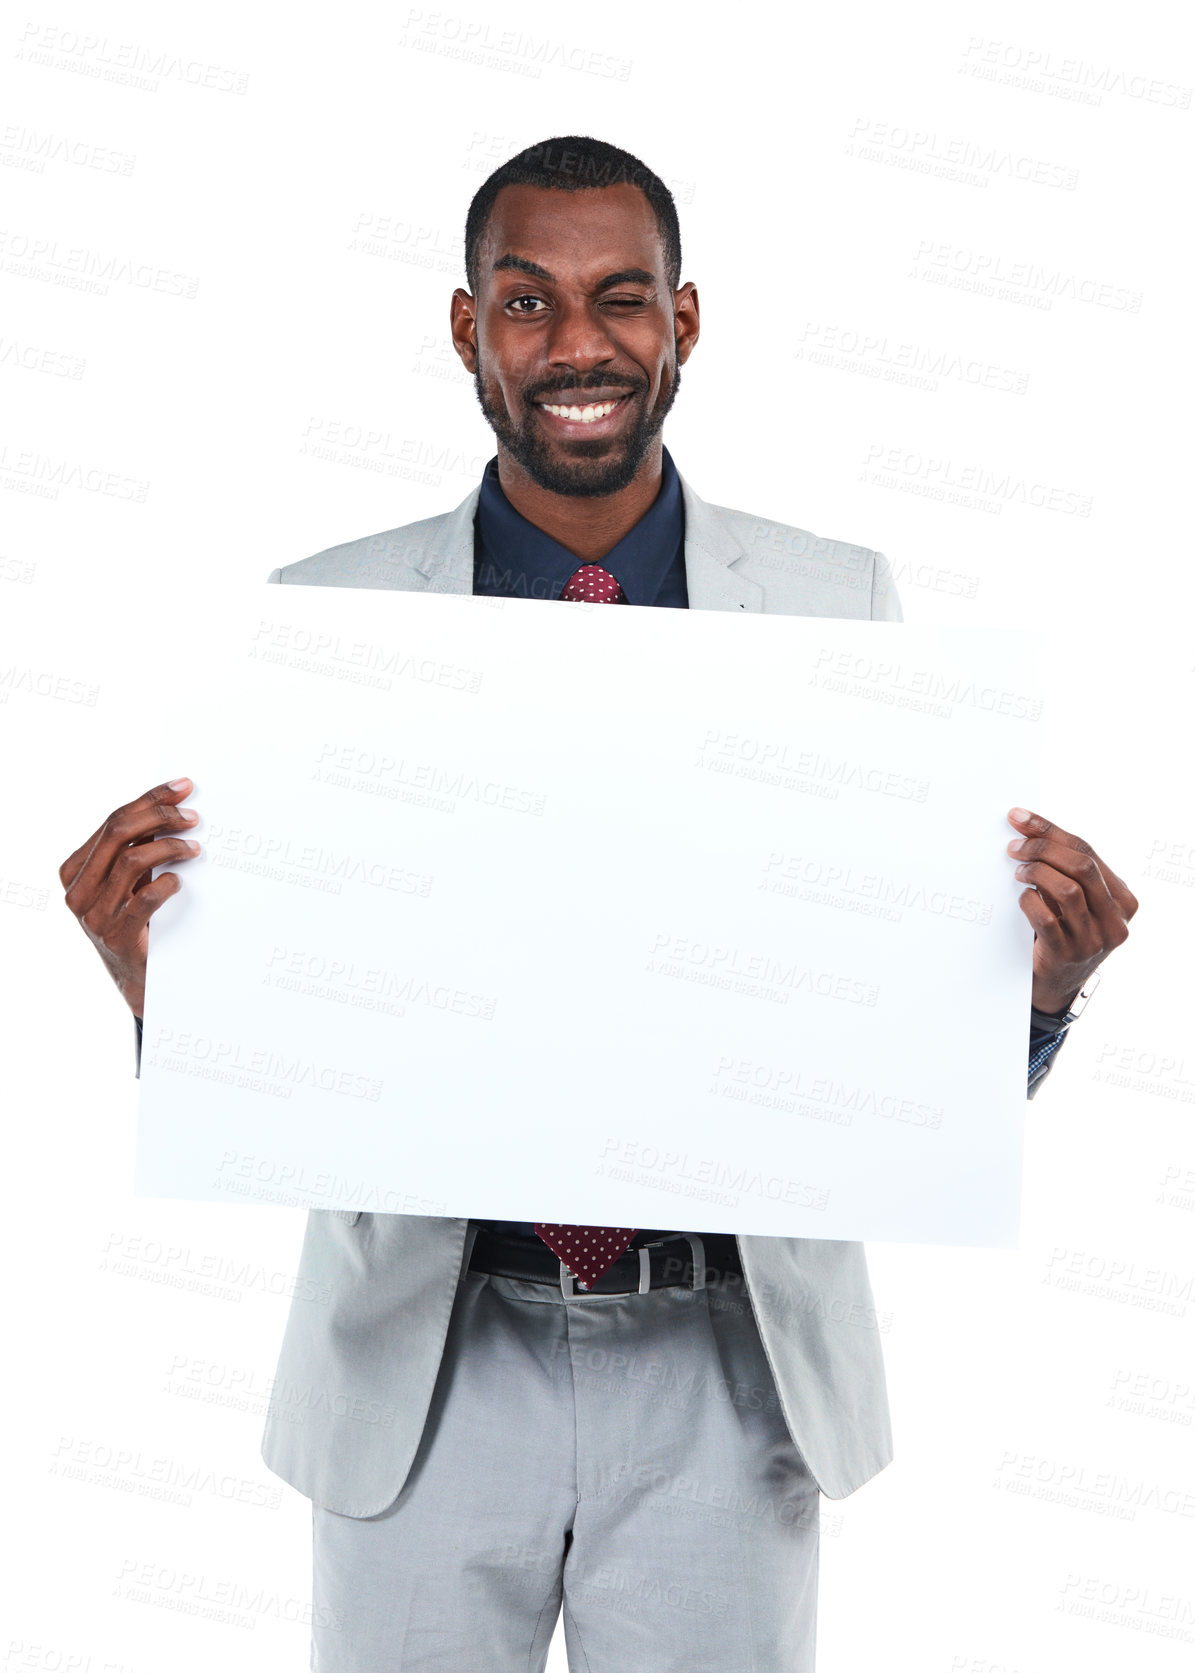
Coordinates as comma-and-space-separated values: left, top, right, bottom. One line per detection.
59, 778, 200, 1019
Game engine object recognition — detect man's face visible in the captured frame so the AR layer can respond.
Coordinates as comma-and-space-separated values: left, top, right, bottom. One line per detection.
453, 183, 698, 497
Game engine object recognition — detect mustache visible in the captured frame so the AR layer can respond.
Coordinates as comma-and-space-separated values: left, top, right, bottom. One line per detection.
523, 376, 645, 402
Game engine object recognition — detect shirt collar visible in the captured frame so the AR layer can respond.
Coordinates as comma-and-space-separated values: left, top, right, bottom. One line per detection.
475, 446, 683, 605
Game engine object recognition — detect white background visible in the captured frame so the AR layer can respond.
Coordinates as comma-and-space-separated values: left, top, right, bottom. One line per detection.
2, 1, 1192, 1669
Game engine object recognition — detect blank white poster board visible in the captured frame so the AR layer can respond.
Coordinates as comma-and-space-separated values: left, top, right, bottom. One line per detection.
137, 586, 1040, 1244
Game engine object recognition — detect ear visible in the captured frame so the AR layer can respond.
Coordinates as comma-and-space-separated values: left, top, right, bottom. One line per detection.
674, 281, 700, 366
450, 288, 478, 374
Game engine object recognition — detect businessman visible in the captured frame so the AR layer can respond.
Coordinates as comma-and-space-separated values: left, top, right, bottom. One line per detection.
59, 137, 1138, 1671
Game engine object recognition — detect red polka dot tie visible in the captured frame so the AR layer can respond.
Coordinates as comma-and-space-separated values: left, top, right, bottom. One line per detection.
536, 559, 635, 1288
534, 1223, 639, 1289
559, 563, 627, 604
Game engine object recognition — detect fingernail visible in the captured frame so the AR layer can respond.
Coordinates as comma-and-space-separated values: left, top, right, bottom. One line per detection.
168, 778, 191, 791
184, 840, 201, 854
179, 808, 199, 823
1008, 838, 1026, 853
1009, 807, 1033, 823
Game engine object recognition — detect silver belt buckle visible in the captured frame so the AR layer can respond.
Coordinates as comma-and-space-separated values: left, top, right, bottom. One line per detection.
558, 1248, 650, 1299
560, 1261, 605, 1299
559, 1236, 708, 1299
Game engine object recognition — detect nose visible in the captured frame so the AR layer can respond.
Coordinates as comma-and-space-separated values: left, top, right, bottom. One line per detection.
544, 297, 617, 374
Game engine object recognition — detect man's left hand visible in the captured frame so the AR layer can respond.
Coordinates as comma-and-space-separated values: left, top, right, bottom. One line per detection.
1007, 808, 1138, 1016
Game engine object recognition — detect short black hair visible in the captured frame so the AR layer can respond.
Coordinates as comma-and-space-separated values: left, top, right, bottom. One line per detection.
464, 135, 682, 295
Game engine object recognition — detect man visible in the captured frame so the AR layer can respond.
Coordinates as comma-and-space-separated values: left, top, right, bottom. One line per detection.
59, 137, 1138, 1671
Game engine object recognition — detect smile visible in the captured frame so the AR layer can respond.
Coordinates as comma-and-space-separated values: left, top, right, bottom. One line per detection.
534, 392, 633, 427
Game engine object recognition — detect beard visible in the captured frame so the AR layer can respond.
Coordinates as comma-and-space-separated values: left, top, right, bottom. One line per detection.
472, 360, 680, 497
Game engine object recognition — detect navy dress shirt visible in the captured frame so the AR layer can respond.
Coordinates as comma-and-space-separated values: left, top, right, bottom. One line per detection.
473, 446, 688, 608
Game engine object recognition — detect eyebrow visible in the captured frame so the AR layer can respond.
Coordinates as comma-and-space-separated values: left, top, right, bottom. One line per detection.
493, 254, 554, 281
491, 254, 657, 293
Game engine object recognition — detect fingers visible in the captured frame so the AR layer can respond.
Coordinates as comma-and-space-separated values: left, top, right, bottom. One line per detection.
1006, 808, 1136, 912
1006, 811, 1132, 941
80, 834, 201, 941
1012, 842, 1120, 929
1007, 808, 1106, 871
1104, 874, 1138, 921
1013, 858, 1112, 950
97, 870, 185, 954
1017, 886, 1067, 948
60, 779, 195, 908
1008, 808, 1139, 1016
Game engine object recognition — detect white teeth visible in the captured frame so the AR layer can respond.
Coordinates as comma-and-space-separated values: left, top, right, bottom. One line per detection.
540, 398, 622, 423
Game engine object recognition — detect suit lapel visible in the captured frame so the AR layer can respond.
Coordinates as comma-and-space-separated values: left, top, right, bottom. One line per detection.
412, 486, 480, 594
412, 466, 765, 613
676, 468, 764, 614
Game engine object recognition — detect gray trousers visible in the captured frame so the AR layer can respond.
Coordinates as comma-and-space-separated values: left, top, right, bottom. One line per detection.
311, 1243, 819, 1672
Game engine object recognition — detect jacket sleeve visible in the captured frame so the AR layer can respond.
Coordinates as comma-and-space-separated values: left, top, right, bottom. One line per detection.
1027, 1022, 1071, 1099
870, 552, 903, 623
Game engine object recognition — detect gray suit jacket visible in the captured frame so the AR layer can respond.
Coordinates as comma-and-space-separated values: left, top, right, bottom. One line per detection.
260, 465, 902, 1515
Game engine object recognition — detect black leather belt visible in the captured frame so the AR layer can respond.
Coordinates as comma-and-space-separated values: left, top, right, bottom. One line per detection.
468, 1227, 740, 1294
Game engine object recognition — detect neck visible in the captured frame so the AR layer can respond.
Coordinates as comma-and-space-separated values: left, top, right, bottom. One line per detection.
495, 439, 665, 564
